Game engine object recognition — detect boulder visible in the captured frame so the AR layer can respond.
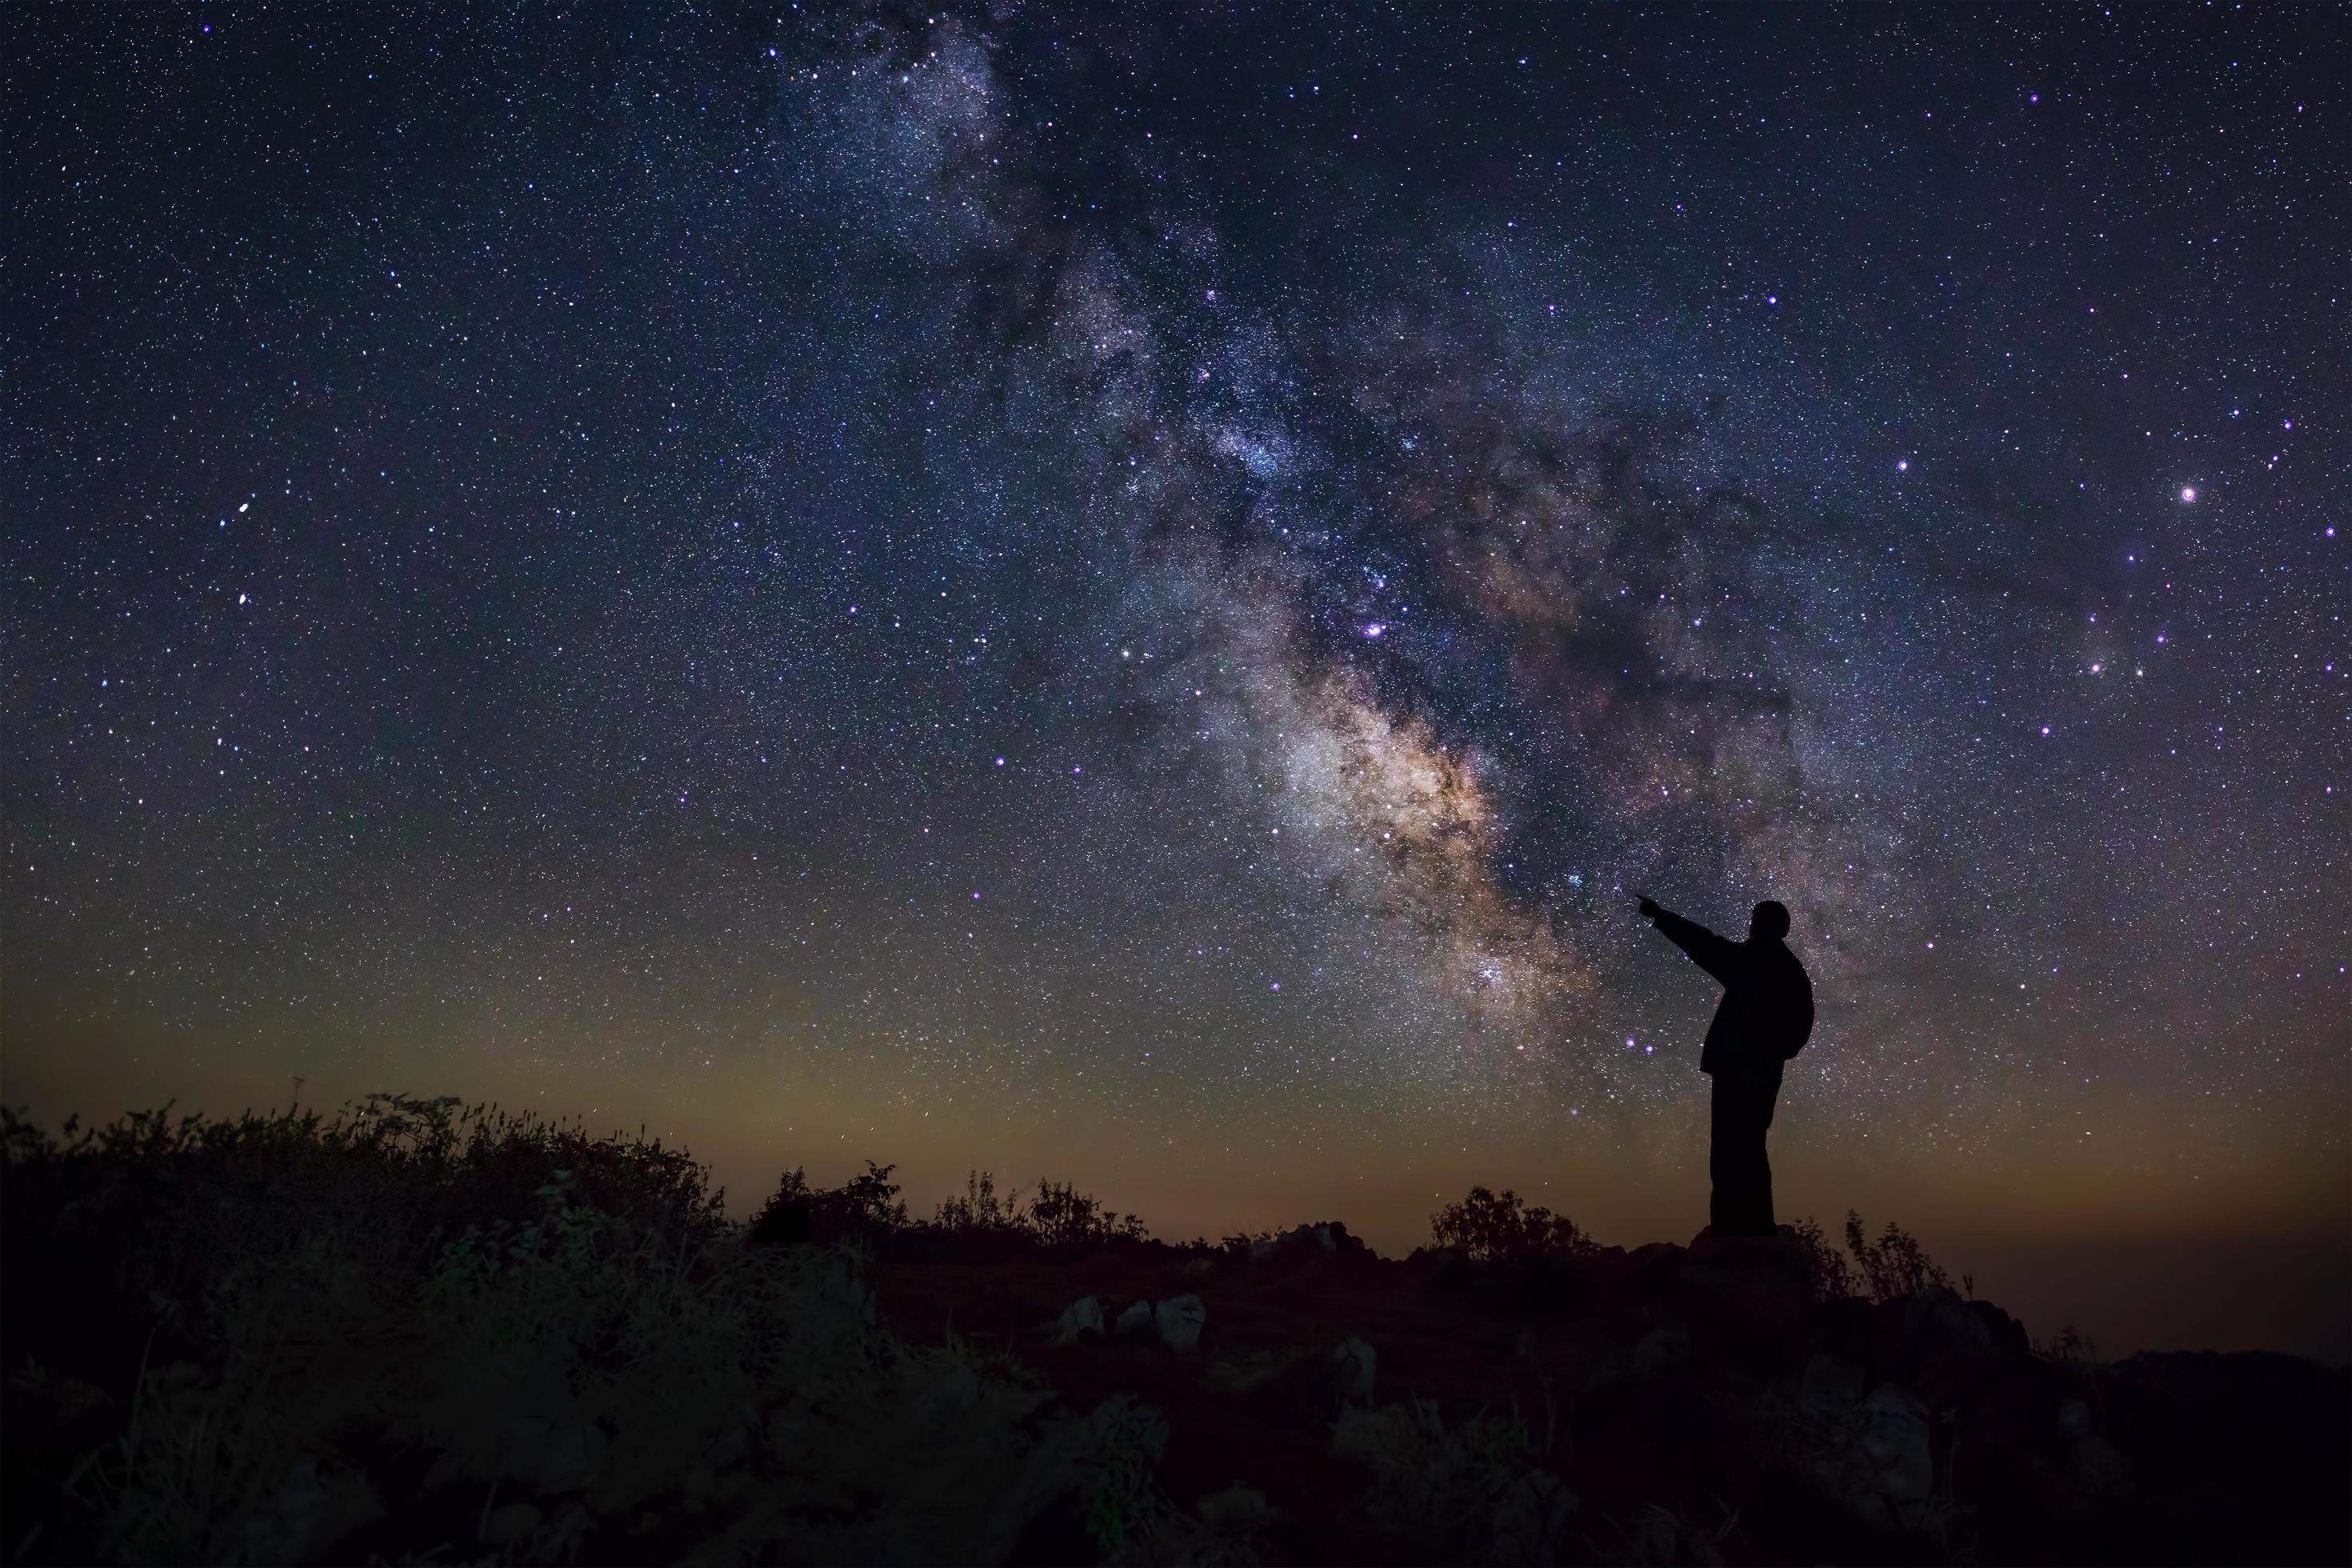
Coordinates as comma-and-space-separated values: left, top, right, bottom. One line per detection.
1053, 1295, 1105, 1346
1903, 1284, 1992, 1355
1905, 1284, 2015, 1402
1796, 1352, 1869, 1420
1686, 1225, 1811, 1283
1490, 1469, 1581, 1564
1329, 1337, 1377, 1401
1154, 1293, 1206, 1354
2072, 1432, 2134, 1495
1114, 1299, 1155, 1339
1626, 1242, 1689, 1300
1249, 1220, 1373, 1265
1683, 1226, 1812, 1350
1785, 1370, 1936, 1530
1855, 1384, 1936, 1523
2056, 1395, 2094, 1437
1967, 1298, 2032, 1361
1210, 1338, 1377, 1422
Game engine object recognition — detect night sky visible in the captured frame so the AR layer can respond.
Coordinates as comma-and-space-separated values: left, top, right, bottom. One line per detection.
10, 4, 2346, 1359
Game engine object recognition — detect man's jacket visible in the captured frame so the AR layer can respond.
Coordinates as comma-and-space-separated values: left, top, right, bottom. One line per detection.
1649, 909, 1813, 1086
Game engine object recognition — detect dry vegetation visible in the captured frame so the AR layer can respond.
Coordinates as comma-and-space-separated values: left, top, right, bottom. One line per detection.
0, 1096, 1214, 1566
5, 1096, 2342, 1566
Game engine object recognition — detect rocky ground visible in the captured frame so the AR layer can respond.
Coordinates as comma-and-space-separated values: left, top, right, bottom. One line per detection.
871, 1222, 2351, 1565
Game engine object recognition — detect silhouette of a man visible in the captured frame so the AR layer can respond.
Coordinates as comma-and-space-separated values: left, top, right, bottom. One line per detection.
1636, 894, 1814, 1238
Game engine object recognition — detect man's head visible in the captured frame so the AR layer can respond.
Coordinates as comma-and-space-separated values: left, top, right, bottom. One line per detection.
1750, 900, 1791, 942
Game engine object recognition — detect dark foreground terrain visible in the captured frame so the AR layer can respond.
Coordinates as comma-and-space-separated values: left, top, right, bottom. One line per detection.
4, 1097, 2344, 1566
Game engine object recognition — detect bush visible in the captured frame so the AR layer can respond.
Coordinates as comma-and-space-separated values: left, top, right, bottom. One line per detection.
1430, 1186, 1600, 1264
747, 1165, 1152, 1258
1022, 1178, 1151, 1250
1220, 1230, 1274, 1258
1786, 1216, 1859, 1302
1841, 1210, 1952, 1304
2033, 1322, 2100, 1370
746, 1158, 910, 1247
1782, 1211, 1955, 1306
932, 1168, 1026, 1238
0, 1098, 1188, 1566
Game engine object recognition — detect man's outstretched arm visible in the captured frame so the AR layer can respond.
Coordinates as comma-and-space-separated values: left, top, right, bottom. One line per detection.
1636, 896, 1739, 984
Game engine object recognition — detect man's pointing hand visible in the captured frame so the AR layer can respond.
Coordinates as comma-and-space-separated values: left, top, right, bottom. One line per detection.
1637, 894, 1662, 919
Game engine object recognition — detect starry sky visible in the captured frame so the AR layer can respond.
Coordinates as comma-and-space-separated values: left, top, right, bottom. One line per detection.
9, 4, 2346, 1358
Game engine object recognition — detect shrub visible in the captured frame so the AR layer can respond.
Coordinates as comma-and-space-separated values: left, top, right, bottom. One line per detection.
746, 1158, 911, 1248
932, 1169, 1026, 1237
925, 1170, 1150, 1252
747, 1164, 1151, 1258
1842, 1210, 1952, 1304
1786, 1216, 1859, 1302
1781, 1211, 1956, 1306
1220, 1230, 1274, 1258
1023, 1178, 1150, 1250
1430, 1186, 1600, 1264
2033, 1322, 2101, 1370
2, 1098, 1190, 1566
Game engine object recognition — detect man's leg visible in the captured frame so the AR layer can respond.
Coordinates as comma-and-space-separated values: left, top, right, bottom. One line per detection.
1709, 1086, 1731, 1233
1713, 1082, 1775, 1236
1709, 1084, 1750, 1234
1750, 1088, 1777, 1234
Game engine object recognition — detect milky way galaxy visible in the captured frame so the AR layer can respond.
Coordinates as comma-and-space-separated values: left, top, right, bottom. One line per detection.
10, 3, 2347, 1358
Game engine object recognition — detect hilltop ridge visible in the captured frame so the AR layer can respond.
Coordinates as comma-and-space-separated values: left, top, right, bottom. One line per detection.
3, 1097, 2343, 1565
